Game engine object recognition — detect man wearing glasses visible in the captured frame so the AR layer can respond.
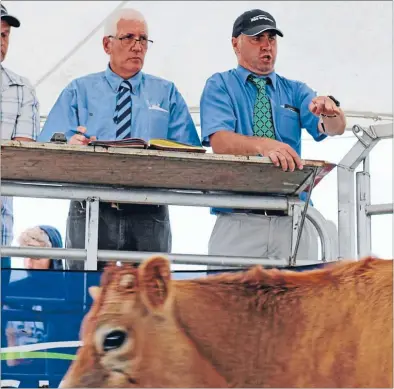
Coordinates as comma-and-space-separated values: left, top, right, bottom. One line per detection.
38, 8, 200, 270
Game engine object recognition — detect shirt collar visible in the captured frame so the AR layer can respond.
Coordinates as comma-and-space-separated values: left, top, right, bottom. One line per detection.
1, 65, 24, 86
105, 64, 143, 94
236, 65, 277, 90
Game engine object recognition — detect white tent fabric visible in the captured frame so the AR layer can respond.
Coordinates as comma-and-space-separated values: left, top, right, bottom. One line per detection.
5, 1, 392, 115
3, 1, 393, 264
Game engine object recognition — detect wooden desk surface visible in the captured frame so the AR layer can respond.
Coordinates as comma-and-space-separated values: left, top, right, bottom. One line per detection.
1, 141, 335, 195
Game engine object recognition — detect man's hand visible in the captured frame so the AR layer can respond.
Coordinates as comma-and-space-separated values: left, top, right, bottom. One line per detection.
69, 126, 96, 145
309, 96, 341, 117
256, 137, 303, 172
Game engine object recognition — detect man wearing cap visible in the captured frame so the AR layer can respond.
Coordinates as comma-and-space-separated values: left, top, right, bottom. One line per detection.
1, 4, 40, 279
200, 9, 346, 263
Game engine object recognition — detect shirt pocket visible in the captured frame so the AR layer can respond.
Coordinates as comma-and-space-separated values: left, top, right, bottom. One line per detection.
0, 96, 19, 139
276, 106, 301, 147
148, 108, 169, 139
1, 95, 19, 122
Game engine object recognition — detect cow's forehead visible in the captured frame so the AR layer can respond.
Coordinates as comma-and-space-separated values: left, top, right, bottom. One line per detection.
82, 265, 141, 325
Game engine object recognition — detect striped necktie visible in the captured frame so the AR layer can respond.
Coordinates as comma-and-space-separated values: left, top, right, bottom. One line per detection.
248, 75, 275, 139
113, 81, 132, 140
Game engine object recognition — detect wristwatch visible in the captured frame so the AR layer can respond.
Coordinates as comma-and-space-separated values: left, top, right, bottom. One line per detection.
320, 95, 340, 132
327, 95, 340, 107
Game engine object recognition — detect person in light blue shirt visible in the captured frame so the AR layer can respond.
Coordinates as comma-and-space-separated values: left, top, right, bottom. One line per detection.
38, 63, 200, 146
38, 8, 201, 271
200, 9, 346, 265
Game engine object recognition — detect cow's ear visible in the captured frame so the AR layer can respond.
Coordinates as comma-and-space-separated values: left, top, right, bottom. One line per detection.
139, 256, 172, 313
89, 286, 101, 301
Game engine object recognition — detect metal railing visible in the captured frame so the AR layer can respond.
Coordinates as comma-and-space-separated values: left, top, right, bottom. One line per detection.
1, 181, 335, 269
337, 122, 393, 259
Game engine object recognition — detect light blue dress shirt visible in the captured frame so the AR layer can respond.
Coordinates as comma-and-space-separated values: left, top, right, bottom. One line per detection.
200, 65, 325, 214
38, 65, 201, 146
201, 65, 325, 153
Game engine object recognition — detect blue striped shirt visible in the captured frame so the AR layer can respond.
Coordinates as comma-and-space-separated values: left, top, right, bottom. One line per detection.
38, 65, 201, 146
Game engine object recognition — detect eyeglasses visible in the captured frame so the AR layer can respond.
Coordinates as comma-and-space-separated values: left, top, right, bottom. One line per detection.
108, 34, 153, 49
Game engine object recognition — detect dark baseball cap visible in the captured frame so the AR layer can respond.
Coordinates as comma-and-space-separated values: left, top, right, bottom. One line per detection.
232, 9, 283, 38
1, 4, 20, 28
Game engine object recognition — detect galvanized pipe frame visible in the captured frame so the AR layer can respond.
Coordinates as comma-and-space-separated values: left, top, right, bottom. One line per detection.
337, 122, 393, 259
366, 203, 394, 216
0, 246, 325, 268
356, 157, 372, 258
1, 181, 334, 268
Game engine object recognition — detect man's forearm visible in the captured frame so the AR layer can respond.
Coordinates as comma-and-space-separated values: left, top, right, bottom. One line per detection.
209, 131, 261, 155
12, 137, 36, 142
319, 110, 346, 136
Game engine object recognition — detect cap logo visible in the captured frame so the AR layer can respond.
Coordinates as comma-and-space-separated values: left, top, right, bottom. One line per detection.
250, 15, 274, 23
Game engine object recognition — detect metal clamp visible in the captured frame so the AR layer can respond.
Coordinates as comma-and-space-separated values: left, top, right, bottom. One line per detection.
352, 124, 377, 147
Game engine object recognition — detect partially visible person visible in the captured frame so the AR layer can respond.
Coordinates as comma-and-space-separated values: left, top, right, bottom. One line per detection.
17, 225, 64, 270
4, 225, 63, 368
1, 4, 40, 280
38, 8, 200, 271
200, 9, 346, 264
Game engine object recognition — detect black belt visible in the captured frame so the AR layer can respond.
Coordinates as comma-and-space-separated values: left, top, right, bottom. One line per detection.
75, 200, 165, 214
234, 209, 287, 216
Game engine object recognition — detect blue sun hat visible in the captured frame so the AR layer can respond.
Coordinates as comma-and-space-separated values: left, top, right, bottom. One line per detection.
38, 225, 64, 270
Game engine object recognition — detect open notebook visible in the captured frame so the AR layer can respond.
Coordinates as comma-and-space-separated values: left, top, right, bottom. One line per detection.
88, 138, 206, 153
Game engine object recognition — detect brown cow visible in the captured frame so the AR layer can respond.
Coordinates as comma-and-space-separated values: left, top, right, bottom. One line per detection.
60, 256, 393, 388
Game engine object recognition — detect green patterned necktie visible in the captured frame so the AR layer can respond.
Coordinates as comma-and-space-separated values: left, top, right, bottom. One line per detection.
249, 75, 275, 139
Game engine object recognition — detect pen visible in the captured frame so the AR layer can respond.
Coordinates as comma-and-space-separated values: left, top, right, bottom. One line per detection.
70, 129, 90, 139
281, 104, 300, 114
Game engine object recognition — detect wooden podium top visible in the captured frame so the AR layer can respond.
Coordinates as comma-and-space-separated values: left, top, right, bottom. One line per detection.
1, 141, 335, 195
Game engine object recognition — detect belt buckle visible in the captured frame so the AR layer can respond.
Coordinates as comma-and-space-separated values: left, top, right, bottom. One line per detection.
111, 202, 122, 211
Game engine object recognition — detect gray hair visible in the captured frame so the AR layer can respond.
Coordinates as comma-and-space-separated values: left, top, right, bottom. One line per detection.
104, 8, 148, 36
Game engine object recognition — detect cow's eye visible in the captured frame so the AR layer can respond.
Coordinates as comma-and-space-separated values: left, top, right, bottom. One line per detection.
103, 330, 127, 352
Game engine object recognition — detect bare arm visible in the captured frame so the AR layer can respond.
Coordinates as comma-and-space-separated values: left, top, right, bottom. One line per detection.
210, 131, 304, 171
210, 131, 261, 155
12, 137, 35, 142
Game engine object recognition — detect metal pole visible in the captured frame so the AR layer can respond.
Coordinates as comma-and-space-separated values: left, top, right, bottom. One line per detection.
306, 207, 334, 262
337, 122, 393, 259
1, 181, 290, 210
0, 246, 322, 268
337, 165, 356, 259
366, 203, 394, 216
290, 203, 303, 266
1, 182, 334, 266
356, 157, 371, 258
1, 201, 335, 266
290, 168, 318, 265
85, 198, 99, 270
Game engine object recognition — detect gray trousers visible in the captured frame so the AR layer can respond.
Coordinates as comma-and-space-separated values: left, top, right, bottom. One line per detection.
65, 201, 172, 271
208, 212, 318, 268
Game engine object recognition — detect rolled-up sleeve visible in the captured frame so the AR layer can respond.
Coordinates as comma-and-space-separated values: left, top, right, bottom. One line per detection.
38, 83, 79, 142
13, 79, 40, 140
297, 82, 326, 142
167, 84, 201, 146
200, 74, 236, 146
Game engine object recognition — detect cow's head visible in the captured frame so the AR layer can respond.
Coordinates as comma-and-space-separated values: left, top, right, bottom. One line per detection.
60, 256, 227, 388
